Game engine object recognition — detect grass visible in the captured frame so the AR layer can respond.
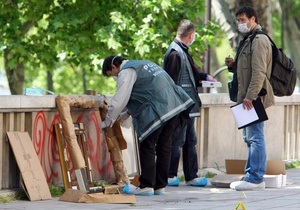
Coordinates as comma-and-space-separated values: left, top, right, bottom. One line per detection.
49, 185, 65, 197
93, 180, 112, 187
178, 171, 216, 182
0, 190, 28, 204
0, 195, 16, 203
285, 160, 300, 169
205, 172, 215, 178
0, 185, 66, 204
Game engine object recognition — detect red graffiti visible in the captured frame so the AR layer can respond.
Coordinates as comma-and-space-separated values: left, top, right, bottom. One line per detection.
76, 111, 114, 179
32, 110, 114, 186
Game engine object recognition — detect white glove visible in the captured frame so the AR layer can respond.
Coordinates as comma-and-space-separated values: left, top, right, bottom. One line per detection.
117, 111, 130, 122
100, 118, 112, 130
100, 121, 107, 129
117, 111, 131, 128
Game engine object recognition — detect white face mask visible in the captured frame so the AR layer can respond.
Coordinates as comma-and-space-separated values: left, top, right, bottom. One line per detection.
238, 22, 251, 33
189, 35, 195, 46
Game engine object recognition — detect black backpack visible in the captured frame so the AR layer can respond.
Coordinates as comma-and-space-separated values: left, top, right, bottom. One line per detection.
250, 31, 297, 97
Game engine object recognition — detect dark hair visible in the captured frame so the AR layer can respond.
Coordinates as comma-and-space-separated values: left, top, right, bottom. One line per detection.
177, 19, 195, 38
102, 55, 125, 76
235, 6, 258, 24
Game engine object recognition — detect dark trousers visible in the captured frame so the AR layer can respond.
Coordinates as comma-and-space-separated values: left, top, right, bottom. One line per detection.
168, 117, 199, 182
139, 115, 179, 190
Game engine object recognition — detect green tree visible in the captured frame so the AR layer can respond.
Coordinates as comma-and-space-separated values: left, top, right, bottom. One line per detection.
0, 0, 219, 95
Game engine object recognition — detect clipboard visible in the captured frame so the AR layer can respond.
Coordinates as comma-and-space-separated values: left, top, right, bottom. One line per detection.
230, 97, 268, 129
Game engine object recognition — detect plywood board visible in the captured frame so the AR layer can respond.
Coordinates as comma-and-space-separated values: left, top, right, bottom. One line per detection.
6, 132, 52, 201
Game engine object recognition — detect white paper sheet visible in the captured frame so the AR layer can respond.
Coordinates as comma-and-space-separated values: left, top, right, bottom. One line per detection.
230, 103, 259, 128
200, 81, 222, 88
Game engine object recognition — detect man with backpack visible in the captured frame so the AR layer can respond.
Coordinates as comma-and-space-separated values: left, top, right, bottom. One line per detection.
225, 6, 275, 191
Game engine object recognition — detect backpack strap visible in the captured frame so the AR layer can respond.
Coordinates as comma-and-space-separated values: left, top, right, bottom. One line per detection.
249, 30, 276, 86
250, 31, 278, 50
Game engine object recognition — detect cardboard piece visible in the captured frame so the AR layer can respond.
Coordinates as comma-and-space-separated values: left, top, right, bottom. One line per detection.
6, 132, 52, 201
59, 189, 136, 204
210, 159, 286, 188
55, 95, 86, 170
104, 185, 123, 194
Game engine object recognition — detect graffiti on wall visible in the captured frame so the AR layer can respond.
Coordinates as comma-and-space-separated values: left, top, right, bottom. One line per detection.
32, 110, 114, 186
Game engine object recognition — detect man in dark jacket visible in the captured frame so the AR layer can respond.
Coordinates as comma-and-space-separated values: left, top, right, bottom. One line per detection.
101, 56, 194, 195
163, 19, 216, 187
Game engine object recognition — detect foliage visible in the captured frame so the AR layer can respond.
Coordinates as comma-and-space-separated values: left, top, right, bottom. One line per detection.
0, 185, 65, 203
205, 172, 215, 178
0, 190, 27, 203
285, 160, 300, 169
93, 180, 112, 187
280, 0, 300, 18
0, 0, 220, 95
0, 195, 16, 203
49, 185, 65, 197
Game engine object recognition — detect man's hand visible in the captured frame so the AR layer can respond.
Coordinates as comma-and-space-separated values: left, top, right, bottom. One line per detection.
117, 111, 130, 123
225, 56, 234, 67
206, 75, 217, 82
225, 56, 235, 73
243, 98, 253, 110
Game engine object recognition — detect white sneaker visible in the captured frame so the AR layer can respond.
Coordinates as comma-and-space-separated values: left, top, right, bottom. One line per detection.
230, 180, 265, 191
230, 181, 242, 190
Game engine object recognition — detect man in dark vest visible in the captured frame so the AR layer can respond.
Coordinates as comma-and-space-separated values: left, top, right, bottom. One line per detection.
163, 19, 217, 187
101, 55, 194, 196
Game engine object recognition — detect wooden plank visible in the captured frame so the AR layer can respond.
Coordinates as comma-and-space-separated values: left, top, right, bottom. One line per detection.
54, 124, 71, 191
77, 123, 93, 184
55, 123, 93, 191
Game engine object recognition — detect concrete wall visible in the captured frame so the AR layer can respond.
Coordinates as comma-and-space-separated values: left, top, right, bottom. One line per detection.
196, 93, 300, 169
0, 94, 299, 190
0, 96, 116, 189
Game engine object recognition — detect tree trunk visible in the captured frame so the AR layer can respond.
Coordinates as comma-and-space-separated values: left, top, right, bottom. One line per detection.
47, 70, 54, 93
3, 20, 34, 95
82, 67, 87, 94
281, 1, 300, 81
4, 49, 25, 95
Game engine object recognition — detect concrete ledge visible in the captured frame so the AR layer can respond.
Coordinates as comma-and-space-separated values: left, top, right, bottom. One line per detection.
0, 189, 20, 196
0, 93, 299, 109
0, 95, 56, 110
199, 93, 300, 106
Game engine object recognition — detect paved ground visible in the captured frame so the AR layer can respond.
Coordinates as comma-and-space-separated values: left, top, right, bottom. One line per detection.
1, 168, 300, 210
